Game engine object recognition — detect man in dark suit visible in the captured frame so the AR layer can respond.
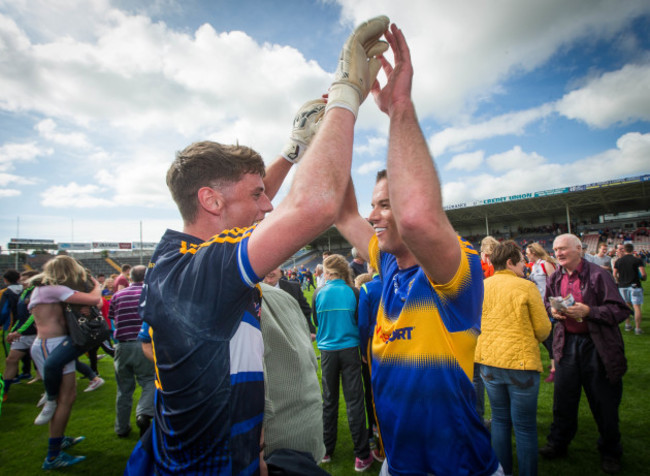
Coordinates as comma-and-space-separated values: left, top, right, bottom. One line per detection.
264, 267, 315, 339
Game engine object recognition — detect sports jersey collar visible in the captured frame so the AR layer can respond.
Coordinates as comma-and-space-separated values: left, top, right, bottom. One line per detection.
392, 265, 419, 302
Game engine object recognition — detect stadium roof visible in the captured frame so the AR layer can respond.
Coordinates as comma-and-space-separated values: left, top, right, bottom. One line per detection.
445, 174, 650, 232
310, 174, 650, 250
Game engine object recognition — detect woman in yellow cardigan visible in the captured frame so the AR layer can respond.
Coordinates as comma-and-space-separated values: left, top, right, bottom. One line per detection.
475, 241, 551, 476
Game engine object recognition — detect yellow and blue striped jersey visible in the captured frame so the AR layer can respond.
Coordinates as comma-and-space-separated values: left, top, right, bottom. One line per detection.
369, 235, 498, 476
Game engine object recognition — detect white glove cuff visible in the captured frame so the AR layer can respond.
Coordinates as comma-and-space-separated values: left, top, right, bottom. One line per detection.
325, 82, 361, 118
281, 140, 306, 164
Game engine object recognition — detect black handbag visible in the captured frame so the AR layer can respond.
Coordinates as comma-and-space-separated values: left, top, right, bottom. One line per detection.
63, 303, 111, 351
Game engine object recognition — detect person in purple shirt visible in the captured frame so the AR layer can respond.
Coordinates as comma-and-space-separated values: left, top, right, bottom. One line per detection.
541, 234, 630, 474
108, 265, 155, 438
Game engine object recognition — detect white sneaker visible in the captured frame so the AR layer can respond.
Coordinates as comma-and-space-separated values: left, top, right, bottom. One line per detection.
84, 377, 105, 392
34, 400, 57, 425
37, 393, 48, 407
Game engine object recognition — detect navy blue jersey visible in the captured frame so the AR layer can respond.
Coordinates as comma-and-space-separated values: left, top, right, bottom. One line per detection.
140, 227, 264, 475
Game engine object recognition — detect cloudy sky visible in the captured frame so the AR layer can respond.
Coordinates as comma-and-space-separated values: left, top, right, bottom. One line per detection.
1, 0, 649, 248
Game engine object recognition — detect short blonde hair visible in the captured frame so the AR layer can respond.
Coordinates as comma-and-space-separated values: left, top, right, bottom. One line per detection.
480, 236, 500, 255
354, 273, 373, 289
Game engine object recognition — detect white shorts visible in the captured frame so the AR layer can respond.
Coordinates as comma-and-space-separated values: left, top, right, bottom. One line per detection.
619, 286, 644, 306
30, 337, 76, 376
10, 334, 36, 351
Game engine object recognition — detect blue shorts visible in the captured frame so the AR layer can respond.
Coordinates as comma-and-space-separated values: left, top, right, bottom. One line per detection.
619, 287, 644, 306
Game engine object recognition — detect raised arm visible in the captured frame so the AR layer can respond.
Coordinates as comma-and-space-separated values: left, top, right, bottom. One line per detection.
372, 24, 460, 284
64, 278, 103, 307
335, 178, 374, 263
263, 99, 328, 200
247, 16, 389, 278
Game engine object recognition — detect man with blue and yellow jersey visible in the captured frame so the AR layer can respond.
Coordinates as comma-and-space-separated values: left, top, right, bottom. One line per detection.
334, 24, 501, 476
124, 16, 391, 476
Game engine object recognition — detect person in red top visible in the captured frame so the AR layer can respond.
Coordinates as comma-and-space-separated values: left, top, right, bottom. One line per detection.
113, 265, 131, 292
480, 236, 499, 279
475, 235, 500, 425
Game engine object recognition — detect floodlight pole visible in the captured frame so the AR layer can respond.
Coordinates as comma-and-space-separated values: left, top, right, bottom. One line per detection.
485, 215, 489, 236
140, 221, 144, 265
566, 204, 571, 234
15, 216, 19, 268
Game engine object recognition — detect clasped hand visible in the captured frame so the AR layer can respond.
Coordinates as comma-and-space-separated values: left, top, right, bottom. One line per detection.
552, 302, 590, 321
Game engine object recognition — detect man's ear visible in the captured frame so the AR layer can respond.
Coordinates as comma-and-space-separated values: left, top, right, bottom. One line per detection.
197, 186, 225, 216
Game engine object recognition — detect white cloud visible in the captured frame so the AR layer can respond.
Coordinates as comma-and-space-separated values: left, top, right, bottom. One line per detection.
442, 132, 650, 205
0, 172, 36, 187
40, 182, 114, 208
354, 135, 388, 157
431, 105, 553, 157
356, 160, 384, 175
0, 188, 20, 197
337, 0, 650, 122
0, 141, 53, 172
445, 150, 484, 171
556, 63, 650, 128
36, 119, 92, 148
486, 146, 545, 172
95, 151, 174, 208
0, 6, 332, 164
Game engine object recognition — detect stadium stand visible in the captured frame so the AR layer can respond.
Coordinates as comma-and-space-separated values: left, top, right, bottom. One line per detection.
2, 176, 648, 273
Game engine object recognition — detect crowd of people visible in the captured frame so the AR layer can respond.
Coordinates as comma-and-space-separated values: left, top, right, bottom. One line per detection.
0, 258, 153, 469
1, 15, 648, 476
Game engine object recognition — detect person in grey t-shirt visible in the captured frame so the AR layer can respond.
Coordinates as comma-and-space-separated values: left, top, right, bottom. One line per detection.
591, 243, 612, 273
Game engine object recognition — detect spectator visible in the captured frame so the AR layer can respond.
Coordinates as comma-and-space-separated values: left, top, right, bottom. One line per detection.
349, 247, 367, 279
113, 264, 131, 292
314, 264, 326, 288
312, 254, 373, 471
304, 267, 315, 291
3, 270, 39, 399
476, 241, 551, 476
526, 242, 557, 383
540, 234, 629, 474
28, 256, 103, 469
613, 243, 647, 334
1, 269, 22, 334
264, 266, 315, 339
356, 266, 384, 462
109, 265, 155, 438
592, 243, 613, 273
475, 235, 500, 426
258, 282, 327, 473
480, 236, 499, 278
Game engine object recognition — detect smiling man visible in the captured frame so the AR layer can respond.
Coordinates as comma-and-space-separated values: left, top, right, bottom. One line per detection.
541, 233, 630, 474
125, 16, 390, 476
335, 23, 499, 476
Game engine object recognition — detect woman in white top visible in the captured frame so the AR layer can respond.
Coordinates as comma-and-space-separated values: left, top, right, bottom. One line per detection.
525, 242, 557, 383
526, 243, 556, 299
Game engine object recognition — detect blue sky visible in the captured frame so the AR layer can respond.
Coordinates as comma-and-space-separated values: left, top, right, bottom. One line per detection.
1, 0, 649, 248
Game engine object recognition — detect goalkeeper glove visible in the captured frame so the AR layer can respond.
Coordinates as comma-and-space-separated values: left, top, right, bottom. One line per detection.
281, 98, 326, 164
326, 15, 390, 118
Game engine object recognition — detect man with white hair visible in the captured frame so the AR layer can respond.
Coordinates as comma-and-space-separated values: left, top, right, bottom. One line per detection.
540, 233, 630, 474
